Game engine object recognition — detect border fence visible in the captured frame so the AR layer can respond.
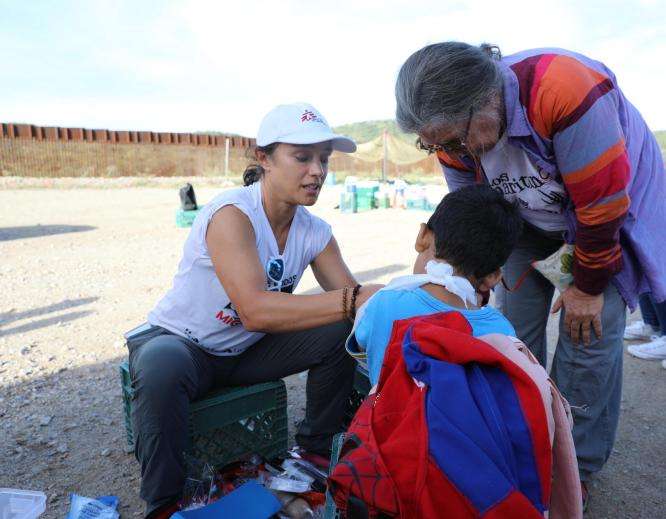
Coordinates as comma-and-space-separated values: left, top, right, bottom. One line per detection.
1, 122, 439, 179
0, 123, 254, 178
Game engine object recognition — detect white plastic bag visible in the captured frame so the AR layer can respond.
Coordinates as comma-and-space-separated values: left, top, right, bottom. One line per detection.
532, 244, 574, 293
0, 489, 46, 519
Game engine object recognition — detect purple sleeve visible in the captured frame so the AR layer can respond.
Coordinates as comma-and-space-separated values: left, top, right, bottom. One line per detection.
441, 163, 478, 192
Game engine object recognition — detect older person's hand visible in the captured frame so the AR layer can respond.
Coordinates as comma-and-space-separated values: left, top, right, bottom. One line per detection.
551, 286, 604, 346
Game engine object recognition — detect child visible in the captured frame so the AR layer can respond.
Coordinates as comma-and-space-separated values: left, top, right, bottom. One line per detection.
347, 184, 523, 385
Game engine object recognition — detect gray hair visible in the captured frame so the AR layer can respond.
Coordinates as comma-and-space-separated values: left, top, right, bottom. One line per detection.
395, 42, 503, 134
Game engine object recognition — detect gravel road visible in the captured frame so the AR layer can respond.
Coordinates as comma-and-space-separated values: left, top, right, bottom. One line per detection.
1, 180, 663, 518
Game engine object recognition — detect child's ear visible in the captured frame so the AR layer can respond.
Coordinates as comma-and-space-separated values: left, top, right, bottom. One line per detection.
478, 269, 503, 292
414, 223, 430, 253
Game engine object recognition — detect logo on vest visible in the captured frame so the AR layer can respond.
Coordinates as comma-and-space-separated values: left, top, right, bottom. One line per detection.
216, 301, 241, 326
266, 257, 295, 293
267, 258, 284, 283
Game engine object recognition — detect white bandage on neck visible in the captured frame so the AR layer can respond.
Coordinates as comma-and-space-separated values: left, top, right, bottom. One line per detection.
380, 260, 478, 309
344, 260, 479, 361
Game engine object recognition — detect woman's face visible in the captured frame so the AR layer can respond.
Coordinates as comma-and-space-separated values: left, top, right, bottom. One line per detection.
418, 95, 505, 157
259, 142, 332, 206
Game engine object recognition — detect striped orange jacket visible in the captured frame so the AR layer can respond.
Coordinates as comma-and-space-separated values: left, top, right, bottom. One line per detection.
437, 48, 665, 306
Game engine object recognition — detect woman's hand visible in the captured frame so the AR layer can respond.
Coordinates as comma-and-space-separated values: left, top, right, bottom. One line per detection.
551, 286, 604, 346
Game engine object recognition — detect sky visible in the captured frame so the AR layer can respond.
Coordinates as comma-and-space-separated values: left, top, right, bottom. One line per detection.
1, 0, 665, 136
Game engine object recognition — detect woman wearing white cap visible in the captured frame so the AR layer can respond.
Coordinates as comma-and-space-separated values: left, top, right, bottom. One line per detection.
126, 103, 379, 517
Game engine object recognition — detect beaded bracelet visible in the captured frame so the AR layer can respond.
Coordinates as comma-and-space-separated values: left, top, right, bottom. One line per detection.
342, 286, 349, 319
349, 284, 362, 320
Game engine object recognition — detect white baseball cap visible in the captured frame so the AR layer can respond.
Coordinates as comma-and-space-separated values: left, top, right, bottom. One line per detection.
256, 102, 357, 153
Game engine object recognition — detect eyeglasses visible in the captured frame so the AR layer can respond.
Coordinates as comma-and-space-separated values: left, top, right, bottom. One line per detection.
417, 106, 474, 156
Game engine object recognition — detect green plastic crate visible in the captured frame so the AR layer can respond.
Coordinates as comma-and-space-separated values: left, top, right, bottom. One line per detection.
340, 193, 376, 213
119, 361, 288, 471
355, 195, 376, 211
176, 208, 200, 227
355, 186, 379, 198
340, 190, 378, 213
406, 197, 425, 210
340, 192, 357, 213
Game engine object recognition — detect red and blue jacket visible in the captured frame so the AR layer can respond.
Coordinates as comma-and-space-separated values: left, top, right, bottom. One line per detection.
330, 311, 554, 518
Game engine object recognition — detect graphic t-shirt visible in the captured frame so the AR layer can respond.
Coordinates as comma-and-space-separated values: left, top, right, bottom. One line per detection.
480, 133, 568, 232
350, 288, 516, 385
148, 181, 332, 355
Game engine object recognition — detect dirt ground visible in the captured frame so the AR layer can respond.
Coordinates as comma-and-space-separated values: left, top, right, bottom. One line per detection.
1, 181, 664, 518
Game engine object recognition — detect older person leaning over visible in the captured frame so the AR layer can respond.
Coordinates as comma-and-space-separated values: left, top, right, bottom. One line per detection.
395, 42, 666, 502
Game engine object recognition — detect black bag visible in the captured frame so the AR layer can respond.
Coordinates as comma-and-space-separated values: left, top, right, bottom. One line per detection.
179, 183, 198, 211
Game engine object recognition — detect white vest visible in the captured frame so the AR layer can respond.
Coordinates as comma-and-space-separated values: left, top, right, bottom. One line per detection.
148, 181, 332, 355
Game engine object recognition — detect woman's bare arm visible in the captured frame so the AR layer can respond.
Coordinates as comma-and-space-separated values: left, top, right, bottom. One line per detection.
206, 205, 350, 333
310, 236, 357, 291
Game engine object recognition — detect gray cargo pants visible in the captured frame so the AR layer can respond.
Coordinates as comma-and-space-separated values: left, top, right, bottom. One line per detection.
495, 226, 626, 482
127, 320, 354, 516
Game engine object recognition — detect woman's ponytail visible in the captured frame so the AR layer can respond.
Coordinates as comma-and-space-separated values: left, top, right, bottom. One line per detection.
243, 143, 278, 186
243, 164, 265, 186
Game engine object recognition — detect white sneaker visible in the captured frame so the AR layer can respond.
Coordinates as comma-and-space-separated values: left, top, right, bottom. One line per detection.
627, 336, 666, 360
624, 320, 659, 340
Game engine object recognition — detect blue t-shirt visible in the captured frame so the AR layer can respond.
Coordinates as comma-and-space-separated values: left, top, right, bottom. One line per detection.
353, 288, 516, 385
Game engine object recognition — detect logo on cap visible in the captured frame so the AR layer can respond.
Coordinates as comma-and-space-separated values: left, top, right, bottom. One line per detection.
300, 110, 323, 123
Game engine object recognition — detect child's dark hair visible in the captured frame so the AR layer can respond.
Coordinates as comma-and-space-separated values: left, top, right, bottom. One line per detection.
243, 143, 279, 186
427, 184, 522, 279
